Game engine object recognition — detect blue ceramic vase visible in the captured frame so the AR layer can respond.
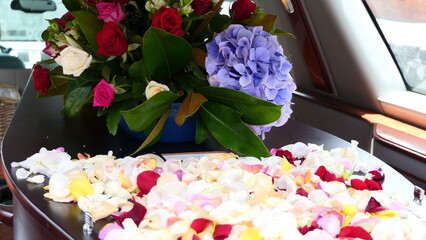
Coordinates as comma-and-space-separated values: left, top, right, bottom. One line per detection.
119, 103, 197, 142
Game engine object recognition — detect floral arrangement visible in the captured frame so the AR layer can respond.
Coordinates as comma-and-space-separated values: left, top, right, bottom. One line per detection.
12, 141, 426, 239
32, 0, 295, 157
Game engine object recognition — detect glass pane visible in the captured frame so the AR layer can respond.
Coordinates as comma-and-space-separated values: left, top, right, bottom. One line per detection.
0, 1, 67, 68
365, 0, 426, 94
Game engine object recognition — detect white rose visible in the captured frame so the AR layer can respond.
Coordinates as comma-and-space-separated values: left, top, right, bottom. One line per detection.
145, 81, 170, 99
55, 46, 92, 77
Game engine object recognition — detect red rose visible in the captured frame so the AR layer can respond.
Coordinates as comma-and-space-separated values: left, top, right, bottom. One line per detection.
96, 22, 128, 56
230, 0, 256, 22
32, 65, 51, 95
191, 0, 212, 15
93, 79, 115, 108
152, 7, 184, 37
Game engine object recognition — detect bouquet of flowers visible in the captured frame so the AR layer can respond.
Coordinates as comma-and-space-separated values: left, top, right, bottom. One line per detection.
32, 0, 296, 157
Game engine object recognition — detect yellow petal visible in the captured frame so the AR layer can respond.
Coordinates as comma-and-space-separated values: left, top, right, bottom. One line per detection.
69, 178, 94, 201
281, 157, 295, 172
240, 228, 261, 240
342, 204, 358, 216
367, 210, 397, 219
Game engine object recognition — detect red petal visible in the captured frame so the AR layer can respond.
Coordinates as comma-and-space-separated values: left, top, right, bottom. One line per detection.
365, 179, 383, 190
137, 170, 161, 196
365, 197, 387, 213
296, 187, 309, 197
338, 226, 373, 240
350, 179, 368, 190
315, 166, 327, 179
323, 171, 337, 182
191, 218, 212, 234
111, 201, 147, 226
213, 224, 233, 240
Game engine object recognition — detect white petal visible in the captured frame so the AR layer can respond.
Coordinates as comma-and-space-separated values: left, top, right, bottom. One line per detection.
16, 168, 31, 179
27, 175, 45, 184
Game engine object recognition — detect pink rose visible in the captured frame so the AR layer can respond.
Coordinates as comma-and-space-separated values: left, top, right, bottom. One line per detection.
93, 79, 115, 108
96, 2, 126, 24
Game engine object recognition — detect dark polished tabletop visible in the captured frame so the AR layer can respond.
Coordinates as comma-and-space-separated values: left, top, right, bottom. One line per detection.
1, 80, 417, 240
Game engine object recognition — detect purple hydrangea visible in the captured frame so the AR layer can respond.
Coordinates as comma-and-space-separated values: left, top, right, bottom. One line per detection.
205, 24, 296, 138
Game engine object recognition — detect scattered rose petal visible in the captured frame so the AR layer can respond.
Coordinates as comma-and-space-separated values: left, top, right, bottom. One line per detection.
337, 226, 373, 240
27, 175, 45, 184
365, 197, 387, 213
112, 201, 147, 226
213, 224, 233, 240
191, 218, 212, 234
16, 168, 31, 179
136, 170, 160, 196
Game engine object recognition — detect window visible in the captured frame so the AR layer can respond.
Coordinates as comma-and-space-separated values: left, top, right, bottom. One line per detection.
365, 0, 426, 95
0, 0, 67, 68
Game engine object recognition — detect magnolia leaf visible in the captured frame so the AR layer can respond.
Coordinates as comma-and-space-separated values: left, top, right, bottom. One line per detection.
130, 108, 171, 155
143, 28, 192, 82
244, 13, 277, 32
195, 116, 209, 144
196, 87, 282, 125
62, 0, 81, 11
128, 60, 151, 82
210, 14, 233, 33
71, 11, 104, 56
174, 73, 209, 94
199, 102, 270, 158
106, 108, 122, 135
121, 91, 179, 131
175, 92, 207, 126
192, 48, 207, 69
63, 86, 91, 117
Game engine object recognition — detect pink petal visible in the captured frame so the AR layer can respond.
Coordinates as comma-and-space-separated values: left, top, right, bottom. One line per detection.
136, 170, 160, 196
98, 223, 123, 240
317, 214, 342, 236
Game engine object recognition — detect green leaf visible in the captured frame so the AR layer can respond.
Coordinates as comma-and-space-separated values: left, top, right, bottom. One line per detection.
175, 92, 207, 126
143, 27, 192, 82
128, 60, 151, 81
244, 13, 277, 32
121, 91, 179, 131
195, 116, 208, 144
71, 11, 104, 56
106, 108, 122, 135
210, 14, 232, 33
132, 82, 147, 98
196, 87, 282, 125
271, 28, 296, 38
62, 0, 81, 11
130, 107, 171, 155
199, 102, 270, 158
174, 73, 209, 94
63, 86, 91, 117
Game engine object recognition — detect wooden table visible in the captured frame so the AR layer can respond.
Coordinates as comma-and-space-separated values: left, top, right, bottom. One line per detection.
1, 81, 418, 240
